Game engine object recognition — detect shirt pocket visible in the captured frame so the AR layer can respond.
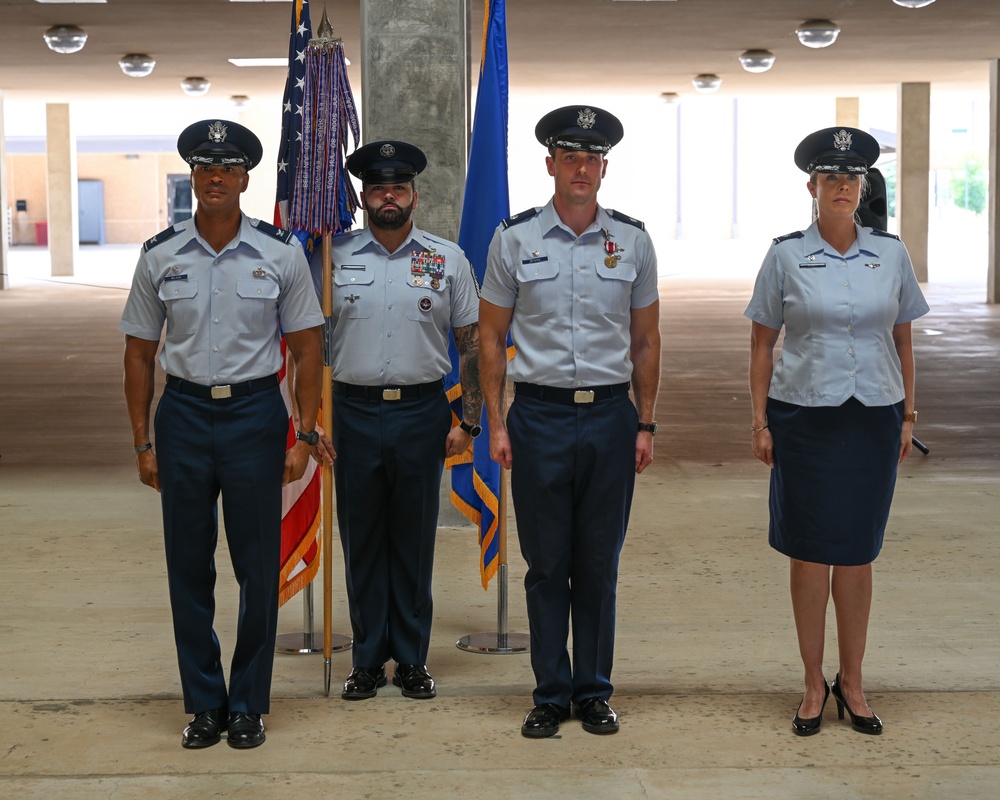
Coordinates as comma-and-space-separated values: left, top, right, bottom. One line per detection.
236, 279, 280, 333
405, 276, 447, 323
157, 279, 199, 337
334, 269, 375, 319
595, 261, 636, 317
515, 259, 560, 315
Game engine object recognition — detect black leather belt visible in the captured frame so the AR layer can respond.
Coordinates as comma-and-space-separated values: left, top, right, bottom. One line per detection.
333, 380, 443, 402
514, 382, 630, 405
166, 373, 279, 400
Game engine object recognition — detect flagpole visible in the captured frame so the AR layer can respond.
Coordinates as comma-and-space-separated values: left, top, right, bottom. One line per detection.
456, 381, 529, 654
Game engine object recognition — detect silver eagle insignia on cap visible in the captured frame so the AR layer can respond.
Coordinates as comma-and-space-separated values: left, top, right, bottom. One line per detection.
379, 143, 396, 158
833, 129, 853, 151
577, 108, 597, 130
208, 121, 228, 143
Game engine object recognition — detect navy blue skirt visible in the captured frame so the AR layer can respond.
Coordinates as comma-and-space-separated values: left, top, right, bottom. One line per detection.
767, 397, 903, 566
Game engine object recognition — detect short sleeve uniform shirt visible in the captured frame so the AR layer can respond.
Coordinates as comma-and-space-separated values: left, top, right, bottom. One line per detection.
744, 221, 929, 407
119, 214, 323, 384
480, 200, 659, 388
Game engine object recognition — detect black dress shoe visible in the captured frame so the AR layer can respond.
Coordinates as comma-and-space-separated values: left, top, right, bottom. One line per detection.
832, 674, 883, 735
574, 697, 619, 735
792, 681, 830, 736
227, 712, 265, 749
342, 665, 388, 700
181, 708, 228, 749
392, 664, 436, 699
521, 703, 570, 738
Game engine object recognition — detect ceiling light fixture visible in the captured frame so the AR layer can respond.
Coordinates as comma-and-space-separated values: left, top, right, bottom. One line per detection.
893, 0, 935, 7
660, 92, 680, 104
795, 20, 841, 49
118, 53, 156, 78
692, 74, 722, 93
230, 94, 250, 109
180, 77, 211, 96
738, 49, 776, 73
43, 25, 88, 54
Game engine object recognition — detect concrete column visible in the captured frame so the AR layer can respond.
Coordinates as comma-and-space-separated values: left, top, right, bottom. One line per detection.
45, 103, 79, 277
836, 97, 860, 128
988, 62, 1000, 303
897, 83, 930, 283
1, 91, 9, 291
359, 0, 468, 242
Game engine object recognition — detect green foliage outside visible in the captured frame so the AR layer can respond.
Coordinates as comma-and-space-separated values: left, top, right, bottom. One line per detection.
951, 157, 987, 215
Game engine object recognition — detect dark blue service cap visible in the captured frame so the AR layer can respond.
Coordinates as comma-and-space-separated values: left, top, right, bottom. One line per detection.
794, 127, 880, 175
177, 119, 263, 171
535, 105, 624, 154
346, 140, 427, 183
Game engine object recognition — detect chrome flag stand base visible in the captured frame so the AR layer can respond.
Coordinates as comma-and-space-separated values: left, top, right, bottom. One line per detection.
276, 584, 352, 654
456, 564, 530, 654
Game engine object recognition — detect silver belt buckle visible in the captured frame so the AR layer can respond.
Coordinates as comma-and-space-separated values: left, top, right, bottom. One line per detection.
211, 385, 232, 400
573, 390, 595, 404
382, 388, 402, 401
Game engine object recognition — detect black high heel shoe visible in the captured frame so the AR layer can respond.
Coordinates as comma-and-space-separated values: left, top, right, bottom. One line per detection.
792, 681, 830, 736
832, 673, 882, 735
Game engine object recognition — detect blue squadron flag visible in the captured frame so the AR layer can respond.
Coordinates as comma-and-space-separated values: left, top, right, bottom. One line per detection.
446, 0, 509, 589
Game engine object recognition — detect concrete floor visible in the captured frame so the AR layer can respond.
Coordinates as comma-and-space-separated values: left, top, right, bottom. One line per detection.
1, 243, 998, 799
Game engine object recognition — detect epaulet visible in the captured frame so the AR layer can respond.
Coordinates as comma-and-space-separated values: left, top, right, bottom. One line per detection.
143, 225, 181, 252
609, 209, 645, 231
870, 228, 900, 240
501, 207, 540, 229
772, 230, 804, 245
250, 218, 297, 245
422, 232, 458, 250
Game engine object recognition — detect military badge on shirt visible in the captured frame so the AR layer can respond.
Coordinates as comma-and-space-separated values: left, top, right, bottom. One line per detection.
410, 250, 445, 290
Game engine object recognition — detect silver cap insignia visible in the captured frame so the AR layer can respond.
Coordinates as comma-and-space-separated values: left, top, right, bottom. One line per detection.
208, 121, 228, 143
577, 108, 597, 130
833, 129, 853, 151
380, 143, 396, 158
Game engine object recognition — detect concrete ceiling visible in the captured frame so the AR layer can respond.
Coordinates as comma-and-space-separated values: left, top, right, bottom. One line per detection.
0, 0, 998, 107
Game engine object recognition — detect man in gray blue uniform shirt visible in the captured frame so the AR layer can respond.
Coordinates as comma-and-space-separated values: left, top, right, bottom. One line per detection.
480, 106, 661, 738
120, 119, 324, 750
314, 141, 483, 701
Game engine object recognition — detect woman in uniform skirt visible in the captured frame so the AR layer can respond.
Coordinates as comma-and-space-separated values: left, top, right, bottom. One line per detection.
744, 127, 929, 736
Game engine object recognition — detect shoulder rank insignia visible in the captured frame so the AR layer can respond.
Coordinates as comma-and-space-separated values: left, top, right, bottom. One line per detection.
251, 219, 296, 244
143, 225, 181, 252
772, 230, 805, 245
870, 229, 900, 241
609, 209, 645, 230
501, 207, 540, 229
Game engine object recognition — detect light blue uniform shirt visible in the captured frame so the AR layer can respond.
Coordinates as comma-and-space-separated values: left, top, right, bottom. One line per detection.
744, 221, 929, 407
324, 224, 480, 385
480, 200, 659, 388
119, 214, 323, 385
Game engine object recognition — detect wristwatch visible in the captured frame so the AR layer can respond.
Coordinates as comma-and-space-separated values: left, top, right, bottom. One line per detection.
902, 411, 918, 424
133, 442, 153, 453
296, 429, 320, 446
460, 420, 483, 438
637, 421, 658, 435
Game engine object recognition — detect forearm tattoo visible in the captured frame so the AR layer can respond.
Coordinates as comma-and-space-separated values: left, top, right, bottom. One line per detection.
454, 323, 484, 423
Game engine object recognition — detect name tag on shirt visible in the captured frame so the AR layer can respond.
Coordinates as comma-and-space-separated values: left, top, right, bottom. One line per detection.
340, 264, 366, 270
163, 274, 189, 282
521, 256, 548, 264
798, 262, 826, 269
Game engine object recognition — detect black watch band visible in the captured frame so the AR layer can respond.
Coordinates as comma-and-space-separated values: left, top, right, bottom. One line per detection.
637, 421, 658, 435
296, 429, 320, 446
133, 442, 153, 453
460, 420, 483, 438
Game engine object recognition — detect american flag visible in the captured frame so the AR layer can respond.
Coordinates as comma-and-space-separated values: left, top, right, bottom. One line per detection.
275, 0, 322, 607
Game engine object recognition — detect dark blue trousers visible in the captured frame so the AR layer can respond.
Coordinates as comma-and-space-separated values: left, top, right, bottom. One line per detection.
332, 389, 451, 667
155, 384, 287, 715
507, 393, 637, 709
